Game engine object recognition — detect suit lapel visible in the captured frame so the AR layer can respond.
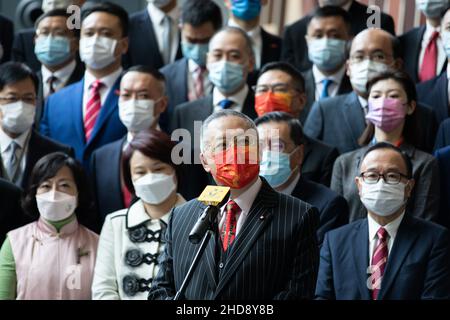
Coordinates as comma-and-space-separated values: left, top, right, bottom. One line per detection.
242, 90, 257, 120
337, 74, 352, 95
413, 26, 426, 80
303, 70, 316, 116
342, 92, 366, 146
436, 73, 449, 120
351, 219, 371, 300
214, 180, 277, 298
72, 79, 85, 145
176, 58, 189, 102
142, 11, 164, 68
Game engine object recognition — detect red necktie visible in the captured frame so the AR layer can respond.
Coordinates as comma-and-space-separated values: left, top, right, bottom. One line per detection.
220, 200, 240, 251
370, 227, 389, 300
419, 31, 440, 82
84, 80, 103, 142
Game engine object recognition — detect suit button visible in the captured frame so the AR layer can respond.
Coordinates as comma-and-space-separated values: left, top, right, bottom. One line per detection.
219, 262, 224, 269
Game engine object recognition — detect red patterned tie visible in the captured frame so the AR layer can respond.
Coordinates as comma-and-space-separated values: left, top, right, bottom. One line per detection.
220, 200, 240, 251
370, 227, 389, 300
419, 31, 439, 82
84, 80, 103, 142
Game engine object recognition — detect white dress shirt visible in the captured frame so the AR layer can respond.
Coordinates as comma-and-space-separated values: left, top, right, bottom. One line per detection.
313, 64, 346, 101
213, 84, 249, 113
278, 171, 301, 196
0, 127, 30, 183
82, 67, 122, 119
228, 19, 262, 69
187, 59, 211, 100
147, 2, 180, 65
418, 22, 446, 77
41, 60, 76, 98
218, 177, 262, 237
358, 95, 368, 115
368, 212, 405, 265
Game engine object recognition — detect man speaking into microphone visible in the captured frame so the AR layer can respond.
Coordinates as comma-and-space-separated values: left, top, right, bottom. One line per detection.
148, 110, 319, 300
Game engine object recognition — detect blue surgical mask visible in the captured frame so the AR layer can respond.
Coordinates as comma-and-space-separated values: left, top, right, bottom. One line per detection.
231, 0, 261, 21
181, 41, 209, 67
416, 0, 448, 18
34, 35, 71, 66
442, 31, 450, 58
308, 37, 347, 72
260, 149, 297, 188
208, 60, 245, 94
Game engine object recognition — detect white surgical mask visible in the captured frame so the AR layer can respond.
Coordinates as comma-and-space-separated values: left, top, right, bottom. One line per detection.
349, 59, 390, 95
360, 180, 407, 217
79, 35, 117, 70
133, 172, 177, 205
0, 101, 36, 134
36, 190, 78, 222
119, 99, 156, 132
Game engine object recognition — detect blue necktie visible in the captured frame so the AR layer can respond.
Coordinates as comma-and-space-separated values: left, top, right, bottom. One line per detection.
219, 99, 234, 109
320, 79, 333, 99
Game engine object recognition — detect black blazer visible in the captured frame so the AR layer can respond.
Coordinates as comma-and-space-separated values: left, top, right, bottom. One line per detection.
302, 135, 339, 187
316, 215, 450, 300
435, 118, 450, 151
35, 60, 85, 126
11, 28, 41, 71
0, 179, 24, 244
399, 26, 446, 83
281, 0, 396, 72
124, 9, 182, 70
435, 146, 450, 229
260, 28, 282, 67
301, 68, 353, 124
0, 14, 14, 63
148, 178, 320, 300
0, 130, 74, 190
291, 177, 348, 245
416, 72, 449, 125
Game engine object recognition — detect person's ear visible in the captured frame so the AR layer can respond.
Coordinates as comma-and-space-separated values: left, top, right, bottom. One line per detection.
291, 144, 304, 170
346, 59, 351, 78
355, 176, 363, 195
393, 57, 403, 71
405, 179, 415, 198
156, 96, 168, 115
406, 100, 416, 115
200, 152, 211, 173
118, 37, 129, 55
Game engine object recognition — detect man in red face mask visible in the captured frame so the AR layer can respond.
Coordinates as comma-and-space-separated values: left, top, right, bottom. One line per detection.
148, 109, 320, 300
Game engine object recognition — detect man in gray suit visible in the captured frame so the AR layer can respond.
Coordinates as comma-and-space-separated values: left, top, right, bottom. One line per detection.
304, 28, 437, 154
149, 110, 319, 300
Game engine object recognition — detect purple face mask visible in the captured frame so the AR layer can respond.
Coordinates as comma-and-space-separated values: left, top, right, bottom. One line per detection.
366, 98, 407, 133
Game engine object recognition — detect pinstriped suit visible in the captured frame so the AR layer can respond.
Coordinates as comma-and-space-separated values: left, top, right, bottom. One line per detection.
148, 178, 320, 300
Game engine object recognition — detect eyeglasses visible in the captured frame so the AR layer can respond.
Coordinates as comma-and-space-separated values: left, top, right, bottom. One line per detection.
0, 95, 37, 105
359, 171, 409, 185
206, 135, 258, 154
252, 83, 300, 94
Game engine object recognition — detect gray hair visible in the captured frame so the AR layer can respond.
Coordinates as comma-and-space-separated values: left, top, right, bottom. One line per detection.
209, 26, 255, 60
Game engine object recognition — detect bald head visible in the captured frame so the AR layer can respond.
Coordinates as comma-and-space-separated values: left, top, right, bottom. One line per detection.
350, 28, 401, 60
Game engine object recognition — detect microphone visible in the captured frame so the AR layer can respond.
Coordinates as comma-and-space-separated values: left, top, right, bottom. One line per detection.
189, 185, 230, 244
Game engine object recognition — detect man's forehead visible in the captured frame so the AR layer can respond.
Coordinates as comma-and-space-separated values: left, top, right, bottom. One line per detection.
257, 70, 291, 84
361, 149, 407, 172
351, 31, 392, 53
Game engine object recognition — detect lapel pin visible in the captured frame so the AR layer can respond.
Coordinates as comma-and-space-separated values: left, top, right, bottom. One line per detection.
259, 215, 265, 220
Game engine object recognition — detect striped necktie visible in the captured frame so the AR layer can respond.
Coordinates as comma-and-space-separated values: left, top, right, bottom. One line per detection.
84, 80, 103, 142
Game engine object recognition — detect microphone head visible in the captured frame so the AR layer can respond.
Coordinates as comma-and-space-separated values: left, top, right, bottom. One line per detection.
198, 185, 230, 207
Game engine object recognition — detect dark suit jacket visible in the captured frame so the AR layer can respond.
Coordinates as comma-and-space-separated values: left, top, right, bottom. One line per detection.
435, 118, 450, 151
124, 9, 182, 70
434, 146, 450, 230
301, 68, 353, 124
399, 26, 446, 83
331, 143, 440, 223
0, 130, 74, 190
11, 28, 41, 71
40, 77, 127, 170
291, 177, 348, 245
0, 14, 14, 63
316, 215, 450, 300
304, 92, 438, 154
0, 179, 24, 244
302, 135, 339, 187
260, 28, 282, 67
417, 72, 449, 125
281, 0, 396, 72
35, 60, 85, 126
148, 178, 320, 300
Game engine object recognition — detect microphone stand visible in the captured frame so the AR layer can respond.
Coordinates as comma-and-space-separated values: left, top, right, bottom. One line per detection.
174, 205, 219, 301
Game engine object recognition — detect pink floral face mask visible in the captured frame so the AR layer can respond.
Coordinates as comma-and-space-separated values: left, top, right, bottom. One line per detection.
366, 98, 407, 133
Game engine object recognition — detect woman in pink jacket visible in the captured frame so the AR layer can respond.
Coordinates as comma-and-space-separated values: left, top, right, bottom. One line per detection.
0, 152, 98, 300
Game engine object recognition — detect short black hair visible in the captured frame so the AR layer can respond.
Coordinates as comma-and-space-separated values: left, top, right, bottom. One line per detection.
0, 62, 39, 95
254, 111, 305, 146
440, 4, 450, 18
22, 152, 95, 227
81, 1, 129, 37
181, 0, 223, 31
258, 62, 305, 93
35, 8, 80, 38
123, 65, 166, 82
310, 5, 352, 35
360, 142, 413, 179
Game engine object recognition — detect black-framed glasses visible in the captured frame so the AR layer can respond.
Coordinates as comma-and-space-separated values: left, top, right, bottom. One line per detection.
252, 83, 300, 94
359, 171, 409, 185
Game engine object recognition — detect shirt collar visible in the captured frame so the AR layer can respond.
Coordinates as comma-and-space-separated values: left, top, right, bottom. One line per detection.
84, 67, 122, 92
312, 64, 346, 85
213, 84, 249, 107
279, 171, 301, 196
147, 2, 179, 25
188, 59, 206, 73
0, 127, 31, 153
220, 177, 262, 217
228, 19, 261, 40
41, 59, 76, 84
357, 95, 368, 109
368, 211, 405, 242
425, 20, 441, 37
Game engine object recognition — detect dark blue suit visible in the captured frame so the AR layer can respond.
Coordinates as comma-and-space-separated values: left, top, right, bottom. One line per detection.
40, 77, 127, 170
0, 14, 13, 64
316, 215, 450, 300
434, 146, 450, 230
434, 118, 450, 151
416, 72, 449, 125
